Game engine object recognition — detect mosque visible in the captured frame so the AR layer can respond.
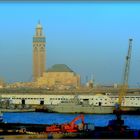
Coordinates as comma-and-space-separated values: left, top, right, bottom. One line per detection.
33, 21, 80, 89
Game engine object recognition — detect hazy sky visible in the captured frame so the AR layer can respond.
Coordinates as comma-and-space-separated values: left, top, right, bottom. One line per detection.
0, 2, 140, 87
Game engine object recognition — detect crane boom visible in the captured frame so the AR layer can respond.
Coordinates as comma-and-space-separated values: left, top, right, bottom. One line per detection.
70, 114, 84, 128
118, 38, 133, 106
123, 38, 133, 85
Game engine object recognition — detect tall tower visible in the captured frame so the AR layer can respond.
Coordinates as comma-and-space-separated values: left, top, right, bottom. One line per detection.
33, 21, 46, 81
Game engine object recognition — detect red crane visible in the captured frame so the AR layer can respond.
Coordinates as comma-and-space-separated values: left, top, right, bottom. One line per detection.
61, 114, 84, 133
46, 114, 85, 133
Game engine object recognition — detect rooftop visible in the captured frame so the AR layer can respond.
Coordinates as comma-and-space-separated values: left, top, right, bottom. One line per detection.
47, 64, 74, 72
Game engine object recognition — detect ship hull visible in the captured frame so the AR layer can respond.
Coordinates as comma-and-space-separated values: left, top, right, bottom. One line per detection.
47, 105, 140, 114
47, 105, 115, 114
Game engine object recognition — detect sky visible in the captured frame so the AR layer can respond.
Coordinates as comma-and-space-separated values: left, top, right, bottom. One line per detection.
0, 2, 140, 87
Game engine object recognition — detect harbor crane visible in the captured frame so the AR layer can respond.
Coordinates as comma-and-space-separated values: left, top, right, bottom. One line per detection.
112, 38, 133, 127
116, 38, 133, 112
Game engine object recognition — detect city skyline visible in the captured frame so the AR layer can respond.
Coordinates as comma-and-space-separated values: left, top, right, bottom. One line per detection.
0, 2, 140, 87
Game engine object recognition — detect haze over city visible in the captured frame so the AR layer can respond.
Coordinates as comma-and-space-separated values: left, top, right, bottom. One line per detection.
0, 2, 140, 87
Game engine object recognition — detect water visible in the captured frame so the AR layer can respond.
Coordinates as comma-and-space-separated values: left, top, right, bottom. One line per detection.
3, 112, 140, 130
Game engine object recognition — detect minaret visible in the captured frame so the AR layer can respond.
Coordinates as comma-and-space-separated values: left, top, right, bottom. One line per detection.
33, 21, 46, 81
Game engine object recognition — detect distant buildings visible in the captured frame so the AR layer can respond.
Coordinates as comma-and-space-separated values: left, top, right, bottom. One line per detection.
33, 22, 81, 89
0, 79, 5, 88
6, 82, 35, 89
0, 22, 122, 90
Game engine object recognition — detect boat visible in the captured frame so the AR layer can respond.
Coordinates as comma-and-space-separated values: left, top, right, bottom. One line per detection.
44, 114, 140, 139
0, 114, 139, 139
46, 95, 114, 114
45, 93, 140, 114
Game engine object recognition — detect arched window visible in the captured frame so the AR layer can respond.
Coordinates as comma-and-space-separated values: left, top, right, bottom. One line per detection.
40, 47, 45, 52
34, 47, 38, 52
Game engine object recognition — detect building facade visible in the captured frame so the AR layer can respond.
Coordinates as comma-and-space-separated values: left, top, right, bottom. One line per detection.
33, 21, 46, 81
36, 64, 80, 89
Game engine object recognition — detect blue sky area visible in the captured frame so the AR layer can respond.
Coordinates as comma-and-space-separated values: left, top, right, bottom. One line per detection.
0, 2, 140, 87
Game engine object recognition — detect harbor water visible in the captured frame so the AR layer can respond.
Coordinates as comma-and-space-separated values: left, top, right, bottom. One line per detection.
3, 112, 140, 130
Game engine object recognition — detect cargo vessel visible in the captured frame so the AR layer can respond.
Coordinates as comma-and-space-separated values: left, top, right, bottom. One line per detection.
46, 95, 114, 114
46, 93, 140, 114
